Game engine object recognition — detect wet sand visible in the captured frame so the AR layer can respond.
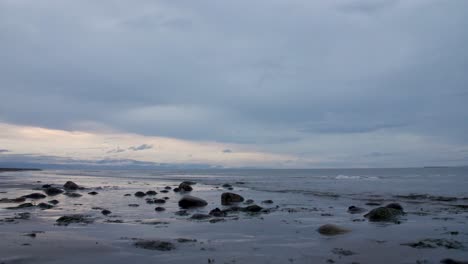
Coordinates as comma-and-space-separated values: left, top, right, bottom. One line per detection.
0, 170, 467, 263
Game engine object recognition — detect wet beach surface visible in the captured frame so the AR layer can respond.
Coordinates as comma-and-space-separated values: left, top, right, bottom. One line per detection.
0, 169, 467, 264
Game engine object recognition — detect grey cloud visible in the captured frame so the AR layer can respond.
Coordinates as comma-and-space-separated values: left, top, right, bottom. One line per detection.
0, 149, 10, 153
129, 144, 153, 151
222, 149, 232, 153
107, 147, 126, 154
1, 0, 468, 167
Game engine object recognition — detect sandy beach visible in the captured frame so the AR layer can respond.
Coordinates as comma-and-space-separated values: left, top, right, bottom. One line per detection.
0, 168, 467, 264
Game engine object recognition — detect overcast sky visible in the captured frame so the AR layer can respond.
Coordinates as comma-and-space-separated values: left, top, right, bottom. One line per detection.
1, 0, 467, 168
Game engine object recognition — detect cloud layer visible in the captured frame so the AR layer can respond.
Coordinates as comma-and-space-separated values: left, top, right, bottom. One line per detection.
1, 0, 467, 167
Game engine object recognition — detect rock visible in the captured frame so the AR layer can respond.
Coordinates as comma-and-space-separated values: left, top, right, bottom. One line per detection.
128, 204, 139, 207
164, 186, 172, 190
385, 203, 404, 211
364, 207, 404, 222
154, 199, 166, 204
38, 203, 53, 209
155, 207, 165, 212
64, 181, 79, 190
402, 239, 464, 250
262, 200, 274, 204
124, 194, 131, 196
163, 197, 170, 200
176, 238, 197, 243
134, 240, 175, 251
64, 192, 82, 198
146, 190, 157, 195
101, 209, 112, 216
0, 197, 26, 203
44, 187, 64, 196
441, 259, 468, 264
41, 184, 52, 188
88, 191, 98, 195
178, 182, 193, 192
242, 204, 263, 213
173, 188, 180, 192
365, 202, 382, 206
348, 206, 366, 214
134, 191, 146, 197
209, 208, 227, 217
209, 218, 226, 224
190, 214, 211, 220
332, 248, 356, 256
48, 200, 59, 205
221, 192, 244, 205
56, 215, 93, 226
317, 224, 350, 236
174, 210, 189, 216
178, 195, 208, 209
244, 199, 254, 205
6, 203, 35, 209
160, 190, 169, 193
22, 193, 46, 199
222, 183, 232, 188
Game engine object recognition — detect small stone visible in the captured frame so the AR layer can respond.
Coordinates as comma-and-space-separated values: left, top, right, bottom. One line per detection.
44, 187, 64, 196
173, 188, 180, 192
262, 200, 273, 204
209, 208, 227, 217
6, 203, 35, 209
64, 192, 82, 198
128, 204, 139, 207
385, 203, 404, 211
242, 204, 263, 213
48, 200, 59, 205
38, 203, 53, 209
178, 182, 193, 192
364, 207, 404, 222
56, 215, 93, 226
101, 209, 112, 216
88, 191, 98, 195
134, 191, 146, 197
190, 214, 212, 220
146, 190, 157, 195
164, 186, 172, 190
134, 240, 175, 251
348, 206, 366, 214
155, 207, 165, 212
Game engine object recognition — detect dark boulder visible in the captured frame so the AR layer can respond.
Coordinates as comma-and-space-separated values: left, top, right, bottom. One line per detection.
178, 195, 208, 209
134, 191, 146, 197
155, 207, 165, 212
63, 181, 79, 190
242, 204, 263, 213
209, 208, 227, 217
101, 209, 112, 216
146, 190, 157, 196
22, 193, 46, 199
178, 182, 193, 192
221, 192, 244, 205
44, 187, 64, 196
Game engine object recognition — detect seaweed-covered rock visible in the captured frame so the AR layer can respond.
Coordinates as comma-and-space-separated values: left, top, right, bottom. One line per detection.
134, 240, 175, 251
242, 204, 263, 213
364, 207, 404, 222
56, 215, 93, 226
22, 193, 46, 199
221, 192, 244, 205
178, 195, 207, 209
44, 187, 64, 196
209, 208, 227, 217
178, 182, 193, 192
64, 181, 79, 190
317, 224, 350, 236
146, 190, 157, 196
